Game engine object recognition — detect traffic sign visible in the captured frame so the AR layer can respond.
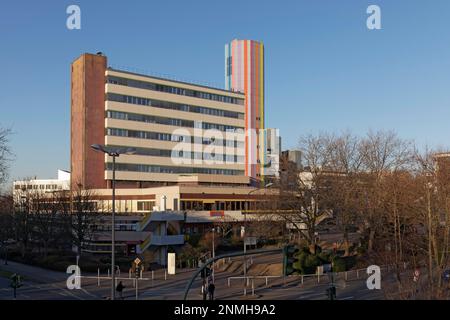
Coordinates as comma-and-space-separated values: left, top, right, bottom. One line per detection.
413, 269, 420, 282
134, 257, 141, 266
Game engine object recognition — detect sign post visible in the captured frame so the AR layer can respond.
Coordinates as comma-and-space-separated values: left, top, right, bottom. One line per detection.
168, 253, 176, 275
10, 274, 22, 299
134, 257, 142, 300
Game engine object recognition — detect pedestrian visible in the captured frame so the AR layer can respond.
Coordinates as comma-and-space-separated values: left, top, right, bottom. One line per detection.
202, 282, 208, 300
116, 281, 125, 299
208, 282, 215, 300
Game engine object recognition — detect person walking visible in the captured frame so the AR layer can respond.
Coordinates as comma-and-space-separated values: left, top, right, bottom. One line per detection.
202, 282, 208, 301
208, 282, 215, 301
116, 281, 125, 299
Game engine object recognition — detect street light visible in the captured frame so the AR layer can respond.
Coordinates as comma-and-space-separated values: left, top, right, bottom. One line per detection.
243, 182, 274, 288
90, 144, 135, 300
211, 227, 215, 284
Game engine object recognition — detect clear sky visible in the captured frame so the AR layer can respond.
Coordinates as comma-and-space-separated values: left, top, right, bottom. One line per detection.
1, 0, 450, 183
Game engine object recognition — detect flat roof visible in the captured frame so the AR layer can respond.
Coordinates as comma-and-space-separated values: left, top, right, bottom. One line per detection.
108, 67, 245, 96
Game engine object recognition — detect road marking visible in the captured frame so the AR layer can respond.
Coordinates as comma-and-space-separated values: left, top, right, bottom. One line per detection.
340, 296, 354, 300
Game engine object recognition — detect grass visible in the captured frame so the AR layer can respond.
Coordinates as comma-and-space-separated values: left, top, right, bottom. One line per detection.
0, 268, 15, 279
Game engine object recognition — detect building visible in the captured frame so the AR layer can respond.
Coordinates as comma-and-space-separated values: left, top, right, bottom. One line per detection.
75, 184, 278, 264
225, 39, 266, 182
261, 128, 281, 178
281, 150, 302, 171
13, 169, 70, 200
66, 43, 282, 263
71, 52, 248, 190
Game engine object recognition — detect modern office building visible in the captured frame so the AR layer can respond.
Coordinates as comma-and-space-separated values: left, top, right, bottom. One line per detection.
225, 39, 266, 182
71, 52, 248, 190
67, 45, 281, 262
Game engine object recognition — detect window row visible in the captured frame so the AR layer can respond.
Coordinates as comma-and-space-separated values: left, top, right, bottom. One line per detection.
106, 163, 244, 176
107, 110, 243, 132
107, 75, 244, 105
106, 93, 244, 119
106, 128, 245, 148
107, 144, 244, 163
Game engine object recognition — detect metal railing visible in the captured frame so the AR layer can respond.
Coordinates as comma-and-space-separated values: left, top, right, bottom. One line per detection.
226, 264, 393, 296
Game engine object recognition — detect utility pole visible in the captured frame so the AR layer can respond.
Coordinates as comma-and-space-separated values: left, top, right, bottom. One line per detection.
91, 144, 136, 300
212, 227, 215, 283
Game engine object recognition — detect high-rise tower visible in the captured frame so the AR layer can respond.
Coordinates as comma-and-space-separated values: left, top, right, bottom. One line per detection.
225, 39, 265, 182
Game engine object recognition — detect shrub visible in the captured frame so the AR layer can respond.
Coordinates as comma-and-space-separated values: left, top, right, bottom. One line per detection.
332, 257, 346, 272
292, 247, 323, 274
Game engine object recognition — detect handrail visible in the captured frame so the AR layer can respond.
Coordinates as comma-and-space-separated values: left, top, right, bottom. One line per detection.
183, 248, 283, 300
139, 235, 152, 253
138, 213, 153, 231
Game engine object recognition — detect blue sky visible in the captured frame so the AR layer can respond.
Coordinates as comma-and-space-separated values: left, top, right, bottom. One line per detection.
1, 0, 450, 182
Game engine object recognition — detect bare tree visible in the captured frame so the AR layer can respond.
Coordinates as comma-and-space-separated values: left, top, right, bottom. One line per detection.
414, 150, 450, 298
0, 193, 14, 260
275, 133, 335, 253
70, 184, 99, 256
0, 127, 12, 186
359, 130, 415, 253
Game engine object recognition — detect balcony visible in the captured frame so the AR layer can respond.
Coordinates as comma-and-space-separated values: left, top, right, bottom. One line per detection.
151, 235, 185, 246
138, 211, 185, 231
138, 233, 184, 253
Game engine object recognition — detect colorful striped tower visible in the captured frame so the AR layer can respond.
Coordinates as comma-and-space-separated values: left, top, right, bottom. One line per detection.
225, 39, 265, 183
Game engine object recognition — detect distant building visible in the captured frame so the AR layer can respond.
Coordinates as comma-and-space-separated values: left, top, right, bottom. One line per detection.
280, 150, 302, 171
225, 39, 266, 181
13, 169, 70, 200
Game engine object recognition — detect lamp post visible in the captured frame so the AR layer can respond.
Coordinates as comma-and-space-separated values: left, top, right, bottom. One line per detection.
212, 227, 215, 283
244, 182, 274, 286
91, 144, 135, 300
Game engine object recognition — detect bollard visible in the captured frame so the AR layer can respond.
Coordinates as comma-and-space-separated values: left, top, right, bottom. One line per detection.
129, 269, 131, 279
317, 273, 320, 284
97, 268, 100, 287
107, 269, 110, 278
265, 277, 268, 287
252, 280, 255, 296
140, 269, 143, 279
165, 269, 167, 280
151, 270, 154, 287
357, 270, 359, 279
228, 278, 230, 287
301, 275, 304, 285
345, 271, 348, 281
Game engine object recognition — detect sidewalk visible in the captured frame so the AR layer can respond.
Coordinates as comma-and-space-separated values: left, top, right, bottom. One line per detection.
0, 259, 67, 284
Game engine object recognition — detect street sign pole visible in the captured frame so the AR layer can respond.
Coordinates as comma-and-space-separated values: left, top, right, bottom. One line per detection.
134, 257, 141, 300
135, 275, 138, 300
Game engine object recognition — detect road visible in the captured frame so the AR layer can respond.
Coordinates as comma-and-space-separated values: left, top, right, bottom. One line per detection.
0, 254, 388, 300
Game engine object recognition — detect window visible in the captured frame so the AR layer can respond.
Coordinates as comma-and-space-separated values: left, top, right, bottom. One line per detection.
137, 201, 154, 211
106, 93, 244, 120
107, 75, 244, 105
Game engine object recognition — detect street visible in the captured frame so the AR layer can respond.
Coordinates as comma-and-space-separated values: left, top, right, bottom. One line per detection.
0, 253, 388, 300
